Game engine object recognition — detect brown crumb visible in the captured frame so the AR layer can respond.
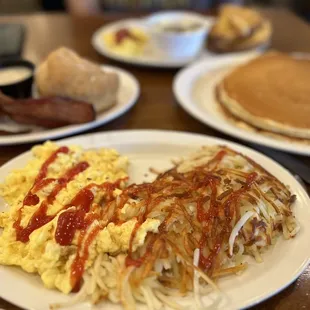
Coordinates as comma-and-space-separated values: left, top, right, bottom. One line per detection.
149, 167, 161, 175
289, 195, 297, 204
224, 178, 231, 184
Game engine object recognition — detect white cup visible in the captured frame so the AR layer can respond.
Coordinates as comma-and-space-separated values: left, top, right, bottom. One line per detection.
146, 11, 212, 59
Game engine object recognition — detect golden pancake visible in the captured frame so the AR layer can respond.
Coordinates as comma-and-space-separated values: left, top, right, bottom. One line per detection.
218, 53, 310, 139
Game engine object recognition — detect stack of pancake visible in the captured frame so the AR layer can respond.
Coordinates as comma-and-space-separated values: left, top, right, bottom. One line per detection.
207, 5, 272, 53
217, 52, 310, 140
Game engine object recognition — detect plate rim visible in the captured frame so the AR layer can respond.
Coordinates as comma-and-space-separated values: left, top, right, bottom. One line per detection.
0, 129, 309, 310
173, 55, 310, 156
0, 65, 140, 146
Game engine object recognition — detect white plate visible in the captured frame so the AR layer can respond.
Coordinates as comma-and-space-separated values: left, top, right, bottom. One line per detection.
92, 17, 269, 69
92, 17, 216, 68
0, 130, 309, 310
173, 54, 310, 156
0, 66, 140, 145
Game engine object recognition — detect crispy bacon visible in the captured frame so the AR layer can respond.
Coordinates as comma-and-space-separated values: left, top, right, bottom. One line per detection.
0, 92, 95, 128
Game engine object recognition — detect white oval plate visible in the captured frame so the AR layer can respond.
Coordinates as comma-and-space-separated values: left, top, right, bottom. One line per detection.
0, 66, 140, 145
91, 17, 215, 68
173, 53, 310, 156
0, 130, 309, 310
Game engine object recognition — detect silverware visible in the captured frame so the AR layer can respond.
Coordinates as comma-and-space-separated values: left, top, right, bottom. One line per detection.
249, 144, 310, 186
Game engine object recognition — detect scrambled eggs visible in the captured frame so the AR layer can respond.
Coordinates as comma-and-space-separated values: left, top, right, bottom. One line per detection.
103, 27, 148, 57
0, 141, 160, 294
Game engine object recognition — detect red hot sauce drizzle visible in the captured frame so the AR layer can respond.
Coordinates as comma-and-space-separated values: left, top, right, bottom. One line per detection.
13, 144, 129, 292
115, 28, 140, 44
55, 187, 95, 246
198, 172, 258, 271
13, 145, 261, 292
13, 145, 89, 242
124, 150, 228, 269
209, 150, 227, 171
125, 216, 144, 267
22, 146, 69, 206
71, 225, 102, 291
54, 181, 125, 289
122, 149, 258, 276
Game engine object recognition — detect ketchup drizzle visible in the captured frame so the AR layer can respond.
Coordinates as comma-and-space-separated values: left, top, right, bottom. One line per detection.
22, 147, 69, 206
122, 149, 258, 274
70, 225, 101, 289
55, 188, 94, 246
13, 145, 129, 291
115, 28, 140, 44
198, 172, 258, 270
55, 181, 124, 287
13, 145, 261, 292
14, 157, 89, 242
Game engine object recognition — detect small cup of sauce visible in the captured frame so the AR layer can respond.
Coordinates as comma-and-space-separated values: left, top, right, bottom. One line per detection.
0, 59, 34, 98
146, 11, 210, 59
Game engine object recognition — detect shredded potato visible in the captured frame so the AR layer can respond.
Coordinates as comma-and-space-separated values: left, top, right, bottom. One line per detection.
61, 145, 299, 310
0, 143, 299, 310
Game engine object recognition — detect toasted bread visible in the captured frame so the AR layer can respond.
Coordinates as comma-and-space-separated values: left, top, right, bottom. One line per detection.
36, 47, 119, 112
207, 5, 272, 53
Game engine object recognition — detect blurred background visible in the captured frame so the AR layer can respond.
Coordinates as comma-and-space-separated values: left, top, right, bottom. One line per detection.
0, 0, 309, 21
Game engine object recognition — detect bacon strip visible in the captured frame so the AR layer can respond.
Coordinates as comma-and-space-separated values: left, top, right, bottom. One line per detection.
0, 92, 95, 128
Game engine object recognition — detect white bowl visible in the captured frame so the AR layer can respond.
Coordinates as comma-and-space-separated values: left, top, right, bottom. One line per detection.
146, 11, 211, 59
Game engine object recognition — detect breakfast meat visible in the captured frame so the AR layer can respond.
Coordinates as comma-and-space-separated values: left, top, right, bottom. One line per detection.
0, 94, 95, 128
3, 97, 95, 127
